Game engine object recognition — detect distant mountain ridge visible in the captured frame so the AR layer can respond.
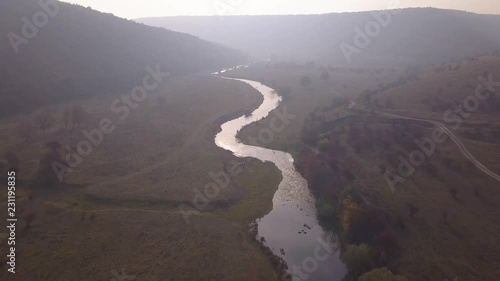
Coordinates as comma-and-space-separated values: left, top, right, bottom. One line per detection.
137, 8, 500, 67
0, 0, 247, 118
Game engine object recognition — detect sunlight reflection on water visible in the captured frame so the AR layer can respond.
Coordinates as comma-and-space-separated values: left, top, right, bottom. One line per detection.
214, 67, 346, 281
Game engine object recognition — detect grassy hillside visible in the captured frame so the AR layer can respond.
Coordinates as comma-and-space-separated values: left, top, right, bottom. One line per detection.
0, 0, 247, 118
372, 54, 500, 175
138, 8, 500, 67
0, 74, 283, 281
223, 57, 500, 281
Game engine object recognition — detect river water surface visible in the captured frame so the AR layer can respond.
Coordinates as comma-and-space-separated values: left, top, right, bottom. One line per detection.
214, 65, 346, 281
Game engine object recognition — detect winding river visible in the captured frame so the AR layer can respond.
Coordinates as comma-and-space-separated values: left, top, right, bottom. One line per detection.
214, 65, 346, 281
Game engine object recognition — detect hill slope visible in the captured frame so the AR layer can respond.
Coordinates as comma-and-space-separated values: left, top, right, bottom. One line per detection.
138, 8, 500, 67
0, 0, 247, 118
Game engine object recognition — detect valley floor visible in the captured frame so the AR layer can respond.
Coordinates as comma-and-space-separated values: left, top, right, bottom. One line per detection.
230, 58, 500, 281
0, 74, 282, 281
2, 55, 500, 281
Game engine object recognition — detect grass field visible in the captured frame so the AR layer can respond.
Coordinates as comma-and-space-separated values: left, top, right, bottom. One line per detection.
0, 74, 283, 281
2, 56, 499, 281
225, 63, 404, 158
220, 57, 500, 281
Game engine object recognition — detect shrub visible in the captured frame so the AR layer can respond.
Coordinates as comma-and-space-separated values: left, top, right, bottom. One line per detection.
358, 267, 408, 281
320, 71, 330, 81
299, 75, 312, 89
342, 244, 372, 276
36, 143, 63, 185
37, 111, 55, 133
347, 207, 389, 245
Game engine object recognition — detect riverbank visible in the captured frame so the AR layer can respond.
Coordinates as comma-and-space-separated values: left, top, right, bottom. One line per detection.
214, 73, 346, 281
0, 74, 282, 281
224, 59, 500, 281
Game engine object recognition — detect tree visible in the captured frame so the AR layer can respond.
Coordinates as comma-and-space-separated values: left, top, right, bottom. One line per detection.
449, 187, 458, 198
407, 203, 419, 218
347, 207, 391, 245
4, 152, 20, 173
36, 142, 63, 185
276, 86, 292, 99
25, 213, 35, 229
37, 111, 54, 133
62, 110, 70, 129
473, 187, 481, 197
320, 71, 330, 82
342, 243, 372, 276
358, 267, 408, 281
17, 120, 36, 142
299, 75, 312, 89
0, 161, 6, 176
379, 164, 386, 175
341, 197, 360, 233
72, 105, 86, 128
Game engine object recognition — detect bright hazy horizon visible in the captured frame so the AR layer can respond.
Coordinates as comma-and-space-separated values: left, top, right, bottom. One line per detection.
60, 0, 500, 19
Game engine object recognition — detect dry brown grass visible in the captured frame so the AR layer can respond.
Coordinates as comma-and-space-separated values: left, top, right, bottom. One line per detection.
0, 74, 282, 281
220, 59, 500, 281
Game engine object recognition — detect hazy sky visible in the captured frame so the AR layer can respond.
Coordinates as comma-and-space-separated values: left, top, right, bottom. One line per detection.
60, 0, 500, 19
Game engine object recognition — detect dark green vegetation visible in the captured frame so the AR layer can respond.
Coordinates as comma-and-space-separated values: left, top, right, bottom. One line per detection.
0, 0, 246, 118
228, 56, 500, 281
